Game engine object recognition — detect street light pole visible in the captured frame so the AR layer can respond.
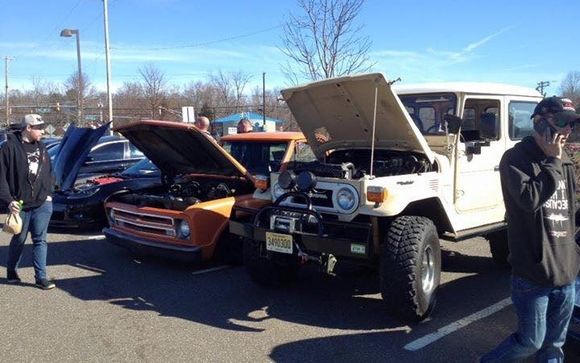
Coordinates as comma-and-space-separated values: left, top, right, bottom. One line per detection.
4, 56, 13, 127
60, 28, 83, 123
103, 0, 113, 130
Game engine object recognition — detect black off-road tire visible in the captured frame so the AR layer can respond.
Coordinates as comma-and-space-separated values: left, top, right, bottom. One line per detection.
243, 238, 300, 286
214, 232, 244, 265
487, 230, 510, 268
380, 216, 441, 322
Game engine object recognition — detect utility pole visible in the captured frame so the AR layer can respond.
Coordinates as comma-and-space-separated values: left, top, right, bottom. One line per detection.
103, 0, 114, 132
4, 56, 13, 127
536, 81, 551, 97
262, 72, 266, 128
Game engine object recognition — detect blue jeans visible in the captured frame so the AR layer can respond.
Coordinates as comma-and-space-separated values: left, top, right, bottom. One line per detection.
6, 200, 53, 281
481, 275, 575, 363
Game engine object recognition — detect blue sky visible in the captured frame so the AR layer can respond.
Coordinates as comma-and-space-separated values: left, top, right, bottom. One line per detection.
1, 0, 578, 96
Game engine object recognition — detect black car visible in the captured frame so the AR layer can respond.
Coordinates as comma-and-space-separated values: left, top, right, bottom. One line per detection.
50, 124, 161, 229
50, 132, 145, 179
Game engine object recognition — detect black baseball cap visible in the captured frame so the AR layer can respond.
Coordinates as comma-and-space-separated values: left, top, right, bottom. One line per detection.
531, 96, 580, 126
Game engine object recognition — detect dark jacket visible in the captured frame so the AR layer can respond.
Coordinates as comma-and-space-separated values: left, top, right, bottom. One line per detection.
499, 136, 580, 287
0, 133, 54, 211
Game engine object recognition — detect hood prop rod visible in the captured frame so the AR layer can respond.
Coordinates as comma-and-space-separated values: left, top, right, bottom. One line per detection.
369, 85, 378, 179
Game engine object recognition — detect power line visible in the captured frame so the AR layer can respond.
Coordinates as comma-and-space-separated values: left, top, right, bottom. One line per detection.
114, 24, 282, 51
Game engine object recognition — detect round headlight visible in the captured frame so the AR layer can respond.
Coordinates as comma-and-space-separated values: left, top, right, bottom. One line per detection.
177, 220, 190, 239
296, 171, 317, 192
278, 170, 296, 189
336, 187, 356, 211
272, 182, 285, 200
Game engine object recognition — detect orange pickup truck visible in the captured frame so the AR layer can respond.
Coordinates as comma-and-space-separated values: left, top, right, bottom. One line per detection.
102, 120, 312, 264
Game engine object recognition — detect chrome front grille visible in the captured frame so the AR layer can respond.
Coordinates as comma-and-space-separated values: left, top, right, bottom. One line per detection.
111, 207, 176, 237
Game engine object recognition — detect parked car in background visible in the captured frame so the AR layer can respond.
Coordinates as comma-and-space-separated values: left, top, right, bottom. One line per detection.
103, 120, 311, 264
41, 136, 61, 151
51, 127, 145, 179
51, 157, 161, 229
50, 124, 155, 229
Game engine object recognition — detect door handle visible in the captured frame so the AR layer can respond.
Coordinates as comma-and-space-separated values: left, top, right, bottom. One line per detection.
494, 165, 500, 171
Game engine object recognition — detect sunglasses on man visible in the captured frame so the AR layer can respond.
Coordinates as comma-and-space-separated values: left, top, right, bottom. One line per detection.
30, 124, 45, 131
549, 115, 576, 129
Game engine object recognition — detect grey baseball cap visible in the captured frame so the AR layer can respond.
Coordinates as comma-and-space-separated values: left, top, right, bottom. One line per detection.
20, 114, 45, 128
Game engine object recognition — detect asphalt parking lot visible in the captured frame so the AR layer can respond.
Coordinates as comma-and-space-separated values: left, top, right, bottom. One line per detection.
0, 226, 578, 362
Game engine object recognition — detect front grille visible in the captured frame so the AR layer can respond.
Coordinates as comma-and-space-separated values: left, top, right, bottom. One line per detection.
111, 207, 176, 237
291, 189, 334, 208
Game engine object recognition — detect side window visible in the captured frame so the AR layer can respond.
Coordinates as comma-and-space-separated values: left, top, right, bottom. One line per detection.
462, 99, 501, 141
270, 144, 287, 162
129, 143, 144, 158
88, 143, 124, 161
508, 101, 536, 140
294, 142, 316, 162
462, 108, 476, 130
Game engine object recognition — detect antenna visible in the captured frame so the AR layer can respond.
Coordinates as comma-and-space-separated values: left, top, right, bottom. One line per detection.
369, 86, 378, 178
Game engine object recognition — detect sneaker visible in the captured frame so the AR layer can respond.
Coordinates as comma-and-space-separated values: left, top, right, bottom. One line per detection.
34, 279, 55, 290
6, 270, 21, 283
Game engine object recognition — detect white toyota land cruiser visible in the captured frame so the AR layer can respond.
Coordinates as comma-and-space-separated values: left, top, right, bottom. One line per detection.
229, 73, 543, 321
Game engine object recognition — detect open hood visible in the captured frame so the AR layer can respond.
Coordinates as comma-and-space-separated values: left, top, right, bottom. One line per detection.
115, 120, 250, 179
53, 123, 110, 191
281, 73, 434, 162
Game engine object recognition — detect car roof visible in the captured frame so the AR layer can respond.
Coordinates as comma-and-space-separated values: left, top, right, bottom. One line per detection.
98, 135, 125, 143
220, 131, 305, 142
394, 82, 542, 98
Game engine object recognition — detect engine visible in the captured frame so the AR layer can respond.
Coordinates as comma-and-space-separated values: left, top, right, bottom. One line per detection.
109, 178, 241, 211
288, 149, 435, 180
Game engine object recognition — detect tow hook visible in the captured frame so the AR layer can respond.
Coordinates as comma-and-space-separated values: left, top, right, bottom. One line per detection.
325, 254, 337, 275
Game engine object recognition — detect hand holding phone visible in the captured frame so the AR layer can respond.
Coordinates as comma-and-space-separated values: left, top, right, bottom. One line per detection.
535, 118, 562, 158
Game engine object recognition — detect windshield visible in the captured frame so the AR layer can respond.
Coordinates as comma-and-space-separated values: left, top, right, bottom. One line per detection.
222, 141, 288, 175
121, 158, 160, 177
398, 93, 457, 135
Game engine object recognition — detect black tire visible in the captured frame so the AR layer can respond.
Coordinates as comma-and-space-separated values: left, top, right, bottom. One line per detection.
380, 216, 441, 322
487, 230, 510, 268
214, 232, 244, 265
243, 237, 300, 286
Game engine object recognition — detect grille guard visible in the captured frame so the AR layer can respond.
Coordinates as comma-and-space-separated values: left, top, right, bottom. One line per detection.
254, 191, 324, 236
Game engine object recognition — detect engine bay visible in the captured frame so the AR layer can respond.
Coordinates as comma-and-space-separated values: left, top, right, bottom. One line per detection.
108, 176, 254, 211
288, 149, 435, 180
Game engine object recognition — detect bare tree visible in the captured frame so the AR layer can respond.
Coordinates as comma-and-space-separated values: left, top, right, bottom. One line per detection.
280, 0, 374, 83
209, 70, 234, 107
139, 64, 168, 118
231, 71, 253, 107
560, 71, 580, 107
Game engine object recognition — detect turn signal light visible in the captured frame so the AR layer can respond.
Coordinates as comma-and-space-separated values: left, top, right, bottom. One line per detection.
254, 175, 269, 191
367, 186, 387, 203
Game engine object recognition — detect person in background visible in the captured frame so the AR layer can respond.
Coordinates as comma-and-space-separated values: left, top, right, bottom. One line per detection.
237, 118, 253, 133
194, 116, 214, 140
481, 97, 580, 362
0, 114, 56, 290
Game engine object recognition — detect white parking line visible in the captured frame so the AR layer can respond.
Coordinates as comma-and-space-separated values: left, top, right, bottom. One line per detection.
191, 265, 231, 275
404, 297, 511, 351
86, 235, 106, 240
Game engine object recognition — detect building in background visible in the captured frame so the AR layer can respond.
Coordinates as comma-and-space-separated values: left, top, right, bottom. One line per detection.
212, 112, 284, 136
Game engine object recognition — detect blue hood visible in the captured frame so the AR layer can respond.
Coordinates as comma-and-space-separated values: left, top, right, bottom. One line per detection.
53, 123, 110, 191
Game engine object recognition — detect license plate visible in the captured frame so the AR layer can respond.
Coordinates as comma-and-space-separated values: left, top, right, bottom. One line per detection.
265, 232, 293, 254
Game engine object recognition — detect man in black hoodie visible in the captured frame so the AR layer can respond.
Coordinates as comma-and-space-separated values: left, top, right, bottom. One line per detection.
0, 114, 55, 290
481, 97, 580, 362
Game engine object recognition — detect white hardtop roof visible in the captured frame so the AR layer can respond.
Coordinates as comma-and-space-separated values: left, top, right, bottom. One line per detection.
393, 82, 542, 98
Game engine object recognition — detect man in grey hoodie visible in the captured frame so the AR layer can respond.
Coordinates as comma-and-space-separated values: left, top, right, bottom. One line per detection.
481, 97, 580, 362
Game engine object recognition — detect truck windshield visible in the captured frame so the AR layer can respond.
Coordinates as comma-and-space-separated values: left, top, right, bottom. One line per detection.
398, 93, 457, 135
222, 141, 288, 175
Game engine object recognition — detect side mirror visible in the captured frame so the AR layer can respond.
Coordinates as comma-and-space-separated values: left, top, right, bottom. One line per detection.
444, 114, 463, 134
